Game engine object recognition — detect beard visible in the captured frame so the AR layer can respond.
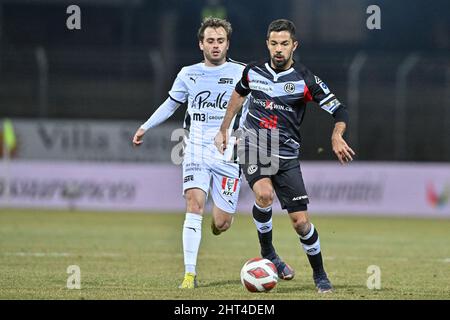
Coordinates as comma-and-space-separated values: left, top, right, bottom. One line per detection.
271, 53, 291, 69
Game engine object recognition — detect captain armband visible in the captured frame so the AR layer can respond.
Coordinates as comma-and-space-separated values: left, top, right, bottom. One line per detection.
319, 94, 341, 114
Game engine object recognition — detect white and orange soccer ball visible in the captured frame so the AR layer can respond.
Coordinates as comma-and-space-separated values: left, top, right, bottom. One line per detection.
240, 258, 278, 292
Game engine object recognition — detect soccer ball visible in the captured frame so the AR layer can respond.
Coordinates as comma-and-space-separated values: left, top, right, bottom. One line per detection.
240, 258, 278, 292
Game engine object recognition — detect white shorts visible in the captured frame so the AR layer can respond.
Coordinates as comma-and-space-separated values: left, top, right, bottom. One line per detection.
182, 146, 241, 214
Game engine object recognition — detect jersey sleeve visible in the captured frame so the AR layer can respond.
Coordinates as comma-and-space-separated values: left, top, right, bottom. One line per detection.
168, 68, 188, 104
140, 97, 181, 131
235, 64, 252, 97
301, 66, 342, 114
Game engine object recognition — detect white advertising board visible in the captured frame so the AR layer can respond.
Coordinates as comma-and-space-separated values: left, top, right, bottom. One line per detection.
1, 161, 449, 217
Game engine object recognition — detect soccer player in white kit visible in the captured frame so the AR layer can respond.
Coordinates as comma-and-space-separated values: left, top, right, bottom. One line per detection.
132, 17, 246, 289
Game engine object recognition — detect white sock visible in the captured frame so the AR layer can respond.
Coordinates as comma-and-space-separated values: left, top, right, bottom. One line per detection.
299, 223, 321, 255
252, 202, 273, 233
182, 213, 203, 275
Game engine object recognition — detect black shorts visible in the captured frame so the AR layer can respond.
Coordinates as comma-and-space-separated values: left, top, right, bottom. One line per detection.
241, 157, 309, 213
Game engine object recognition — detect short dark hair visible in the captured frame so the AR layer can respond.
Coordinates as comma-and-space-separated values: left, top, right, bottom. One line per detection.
197, 17, 232, 42
267, 19, 297, 41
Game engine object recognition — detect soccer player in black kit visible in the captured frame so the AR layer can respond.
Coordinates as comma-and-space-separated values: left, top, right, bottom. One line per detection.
215, 19, 355, 293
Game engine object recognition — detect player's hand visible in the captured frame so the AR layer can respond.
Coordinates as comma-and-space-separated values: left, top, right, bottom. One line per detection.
214, 130, 228, 154
132, 128, 146, 147
332, 134, 355, 165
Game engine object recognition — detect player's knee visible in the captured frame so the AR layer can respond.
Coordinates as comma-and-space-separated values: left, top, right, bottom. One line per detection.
185, 198, 204, 214
215, 220, 231, 232
292, 217, 310, 236
185, 192, 204, 214
256, 190, 274, 207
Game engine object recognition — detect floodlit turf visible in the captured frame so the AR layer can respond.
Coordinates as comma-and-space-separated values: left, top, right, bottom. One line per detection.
0, 209, 449, 300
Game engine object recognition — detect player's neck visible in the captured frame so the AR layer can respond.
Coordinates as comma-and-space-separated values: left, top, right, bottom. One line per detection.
204, 58, 227, 67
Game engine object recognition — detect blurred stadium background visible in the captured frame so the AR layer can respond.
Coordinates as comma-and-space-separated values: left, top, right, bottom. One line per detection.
0, 0, 449, 299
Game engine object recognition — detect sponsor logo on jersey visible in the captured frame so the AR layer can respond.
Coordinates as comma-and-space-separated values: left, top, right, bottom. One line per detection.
284, 83, 295, 93
319, 82, 330, 94
259, 115, 278, 129
190, 113, 225, 122
253, 79, 270, 85
292, 195, 308, 201
187, 73, 204, 77
265, 100, 274, 110
185, 163, 201, 172
314, 76, 330, 94
251, 97, 294, 112
184, 175, 194, 183
187, 72, 204, 84
247, 165, 258, 175
192, 91, 228, 110
218, 78, 233, 84
192, 113, 206, 122
222, 177, 239, 196
249, 82, 273, 93
208, 115, 224, 121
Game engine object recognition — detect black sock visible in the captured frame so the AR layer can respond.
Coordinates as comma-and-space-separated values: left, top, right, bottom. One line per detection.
252, 204, 275, 258
307, 252, 325, 276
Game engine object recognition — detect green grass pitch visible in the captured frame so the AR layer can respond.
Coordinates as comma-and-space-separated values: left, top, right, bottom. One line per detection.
0, 209, 449, 300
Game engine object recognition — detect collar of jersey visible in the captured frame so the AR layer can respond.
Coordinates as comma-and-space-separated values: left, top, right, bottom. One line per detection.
201, 61, 229, 70
265, 62, 294, 81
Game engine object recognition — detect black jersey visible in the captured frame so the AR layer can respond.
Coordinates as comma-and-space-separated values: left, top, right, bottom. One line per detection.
235, 60, 346, 159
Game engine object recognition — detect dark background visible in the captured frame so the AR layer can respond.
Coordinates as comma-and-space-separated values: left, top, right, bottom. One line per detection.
0, 0, 449, 161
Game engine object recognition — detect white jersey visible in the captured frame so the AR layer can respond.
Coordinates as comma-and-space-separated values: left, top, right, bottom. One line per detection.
139, 59, 246, 213
169, 60, 246, 158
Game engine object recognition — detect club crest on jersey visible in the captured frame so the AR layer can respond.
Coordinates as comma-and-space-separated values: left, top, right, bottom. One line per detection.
284, 83, 295, 93
222, 177, 239, 196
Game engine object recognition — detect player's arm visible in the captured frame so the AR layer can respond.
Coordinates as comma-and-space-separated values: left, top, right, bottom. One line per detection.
215, 66, 251, 154
331, 120, 354, 165
132, 97, 182, 146
302, 66, 355, 164
215, 90, 246, 153
133, 69, 188, 146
